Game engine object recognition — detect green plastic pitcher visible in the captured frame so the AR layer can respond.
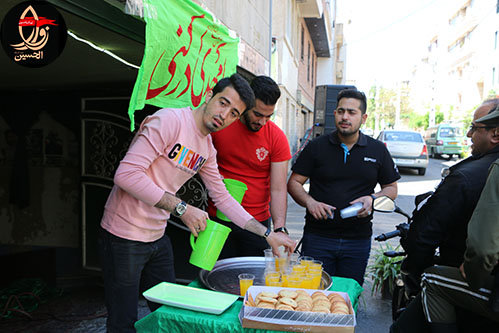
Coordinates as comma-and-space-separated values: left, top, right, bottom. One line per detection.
216, 178, 248, 222
189, 219, 231, 271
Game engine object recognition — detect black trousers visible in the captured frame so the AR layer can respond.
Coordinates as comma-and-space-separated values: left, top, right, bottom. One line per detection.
210, 216, 270, 258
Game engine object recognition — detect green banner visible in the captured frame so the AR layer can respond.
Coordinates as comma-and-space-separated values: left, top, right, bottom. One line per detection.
128, 0, 239, 130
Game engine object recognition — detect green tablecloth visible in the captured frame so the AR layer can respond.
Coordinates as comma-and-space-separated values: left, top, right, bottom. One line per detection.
135, 276, 363, 333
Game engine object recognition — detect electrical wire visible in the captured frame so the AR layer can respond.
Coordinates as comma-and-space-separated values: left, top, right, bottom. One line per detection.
67, 30, 140, 69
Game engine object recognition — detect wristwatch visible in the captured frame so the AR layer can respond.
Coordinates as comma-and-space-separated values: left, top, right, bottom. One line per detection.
172, 200, 187, 217
262, 226, 272, 239
274, 227, 289, 235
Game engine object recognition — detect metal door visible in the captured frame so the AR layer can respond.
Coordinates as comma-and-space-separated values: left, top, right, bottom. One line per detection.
81, 98, 208, 282
81, 97, 136, 270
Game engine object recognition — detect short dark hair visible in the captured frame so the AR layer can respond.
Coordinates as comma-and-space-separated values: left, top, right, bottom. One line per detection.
250, 76, 281, 105
211, 73, 255, 112
337, 89, 367, 114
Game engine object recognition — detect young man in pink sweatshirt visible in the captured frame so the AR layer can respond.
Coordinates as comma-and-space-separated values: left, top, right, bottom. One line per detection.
99, 73, 296, 332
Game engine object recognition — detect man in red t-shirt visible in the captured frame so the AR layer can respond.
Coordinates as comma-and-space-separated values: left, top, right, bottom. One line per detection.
208, 76, 292, 257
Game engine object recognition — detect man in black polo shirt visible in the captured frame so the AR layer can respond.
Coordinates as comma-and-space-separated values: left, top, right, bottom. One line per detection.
287, 89, 400, 286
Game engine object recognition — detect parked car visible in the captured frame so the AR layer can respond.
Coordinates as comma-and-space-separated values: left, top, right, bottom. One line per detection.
361, 128, 374, 137
424, 123, 467, 159
377, 130, 429, 175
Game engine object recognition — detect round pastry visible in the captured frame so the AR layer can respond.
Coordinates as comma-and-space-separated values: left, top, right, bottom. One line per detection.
329, 298, 347, 308
312, 296, 329, 305
256, 295, 278, 304
331, 302, 350, 314
313, 299, 331, 309
257, 291, 278, 299
295, 290, 310, 298
278, 297, 297, 308
312, 305, 330, 313
296, 297, 313, 306
296, 294, 313, 303
296, 305, 312, 312
278, 289, 298, 299
256, 301, 276, 309
312, 294, 329, 301
311, 291, 327, 298
276, 304, 295, 311
327, 293, 344, 302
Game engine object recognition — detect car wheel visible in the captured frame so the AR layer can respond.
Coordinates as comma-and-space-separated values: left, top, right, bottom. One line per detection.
418, 168, 426, 176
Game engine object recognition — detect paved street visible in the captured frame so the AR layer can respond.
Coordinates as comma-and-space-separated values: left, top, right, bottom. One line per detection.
285, 156, 460, 332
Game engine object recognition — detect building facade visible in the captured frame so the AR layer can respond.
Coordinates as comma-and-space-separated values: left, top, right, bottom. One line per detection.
411, 0, 499, 123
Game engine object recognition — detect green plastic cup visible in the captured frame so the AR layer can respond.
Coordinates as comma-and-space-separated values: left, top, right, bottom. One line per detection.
216, 178, 248, 222
189, 219, 231, 271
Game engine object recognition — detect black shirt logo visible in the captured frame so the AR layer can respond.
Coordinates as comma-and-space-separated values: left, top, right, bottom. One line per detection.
1, 1, 67, 67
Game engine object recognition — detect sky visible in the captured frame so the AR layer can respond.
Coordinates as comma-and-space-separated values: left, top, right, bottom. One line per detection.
339, 0, 450, 92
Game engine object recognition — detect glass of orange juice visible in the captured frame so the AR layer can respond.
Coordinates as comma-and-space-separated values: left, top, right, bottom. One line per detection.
265, 270, 280, 286
275, 256, 288, 272
292, 264, 306, 274
281, 268, 292, 287
287, 274, 302, 288
238, 273, 255, 297
299, 256, 314, 269
267, 274, 282, 286
309, 268, 322, 289
310, 260, 323, 271
299, 273, 314, 289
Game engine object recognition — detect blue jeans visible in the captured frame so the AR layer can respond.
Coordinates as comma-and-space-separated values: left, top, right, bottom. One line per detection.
99, 228, 175, 333
302, 232, 371, 286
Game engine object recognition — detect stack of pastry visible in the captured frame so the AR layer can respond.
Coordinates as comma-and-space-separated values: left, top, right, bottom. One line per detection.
247, 289, 350, 315
328, 292, 350, 314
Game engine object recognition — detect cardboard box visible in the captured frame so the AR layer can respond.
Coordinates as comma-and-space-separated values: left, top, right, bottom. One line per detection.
239, 286, 356, 332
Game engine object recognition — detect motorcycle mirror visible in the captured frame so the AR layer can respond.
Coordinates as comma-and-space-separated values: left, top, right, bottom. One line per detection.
373, 196, 396, 213
441, 167, 450, 178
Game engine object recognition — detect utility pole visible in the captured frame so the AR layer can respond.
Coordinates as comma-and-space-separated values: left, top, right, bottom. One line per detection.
395, 82, 401, 128
429, 61, 436, 127
374, 83, 380, 135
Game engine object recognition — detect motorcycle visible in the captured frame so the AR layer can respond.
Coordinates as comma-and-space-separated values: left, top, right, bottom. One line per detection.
372, 195, 499, 332
372, 193, 432, 321
371, 167, 449, 321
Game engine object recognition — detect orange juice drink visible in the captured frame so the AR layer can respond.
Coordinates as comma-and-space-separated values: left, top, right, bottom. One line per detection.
299, 256, 314, 269
238, 273, 255, 296
265, 271, 280, 286
275, 256, 287, 272
287, 274, 301, 288
309, 260, 323, 271
300, 273, 314, 289
292, 264, 306, 274
281, 275, 289, 287
280, 268, 292, 287
309, 268, 322, 289
267, 274, 282, 286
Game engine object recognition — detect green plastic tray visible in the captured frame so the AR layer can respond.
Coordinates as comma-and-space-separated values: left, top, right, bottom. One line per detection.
143, 282, 239, 314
